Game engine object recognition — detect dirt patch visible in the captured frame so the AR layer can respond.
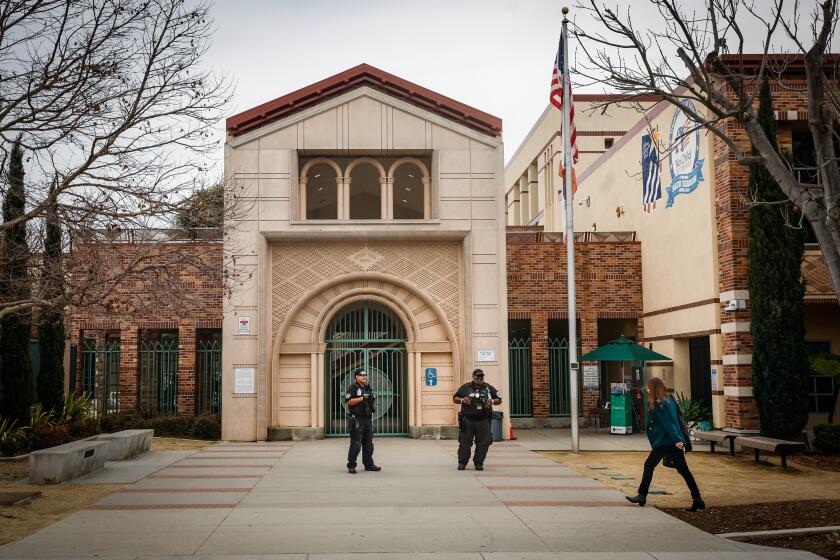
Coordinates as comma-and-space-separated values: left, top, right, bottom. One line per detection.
663, 500, 840, 533
543, 451, 840, 508
792, 455, 840, 473
0, 436, 210, 546
151, 436, 214, 451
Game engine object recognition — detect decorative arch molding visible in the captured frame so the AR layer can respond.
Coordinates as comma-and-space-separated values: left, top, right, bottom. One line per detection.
313, 291, 420, 345
387, 157, 430, 179
299, 157, 342, 178
344, 157, 386, 178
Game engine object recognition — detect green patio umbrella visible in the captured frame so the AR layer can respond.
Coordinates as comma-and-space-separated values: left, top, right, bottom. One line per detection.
579, 335, 671, 362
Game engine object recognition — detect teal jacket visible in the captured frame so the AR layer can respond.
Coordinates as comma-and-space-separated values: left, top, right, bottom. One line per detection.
645, 398, 685, 448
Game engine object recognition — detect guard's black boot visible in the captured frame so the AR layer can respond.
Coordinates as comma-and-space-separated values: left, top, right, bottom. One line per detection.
625, 494, 646, 506
365, 464, 381, 472
474, 463, 484, 471
684, 498, 705, 512
457, 464, 466, 470
348, 467, 357, 474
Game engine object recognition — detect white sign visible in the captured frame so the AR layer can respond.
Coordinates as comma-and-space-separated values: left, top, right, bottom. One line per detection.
476, 349, 496, 362
238, 316, 251, 335
583, 364, 599, 387
710, 367, 718, 391
234, 368, 255, 393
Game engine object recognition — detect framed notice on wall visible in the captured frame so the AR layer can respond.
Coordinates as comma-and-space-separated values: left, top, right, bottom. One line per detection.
234, 368, 255, 394
476, 349, 496, 362
582, 364, 599, 387
238, 316, 251, 335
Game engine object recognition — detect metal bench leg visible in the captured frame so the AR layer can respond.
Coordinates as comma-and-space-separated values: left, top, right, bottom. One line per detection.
729, 438, 736, 457
754, 449, 760, 462
710, 442, 716, 453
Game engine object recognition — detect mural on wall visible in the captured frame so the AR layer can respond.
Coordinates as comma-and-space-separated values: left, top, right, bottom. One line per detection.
666, 99, 705, 208
641, 131, 662, 213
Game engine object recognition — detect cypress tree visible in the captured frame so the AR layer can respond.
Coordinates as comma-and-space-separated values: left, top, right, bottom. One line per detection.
748, 78, 810, 438
37, 178, 65, 413
0, 140, 33, 424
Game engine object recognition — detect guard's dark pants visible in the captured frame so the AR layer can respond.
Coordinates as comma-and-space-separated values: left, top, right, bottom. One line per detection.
457, 415, 492, 466
347, 417, 374, 468
638, 445, 701, 499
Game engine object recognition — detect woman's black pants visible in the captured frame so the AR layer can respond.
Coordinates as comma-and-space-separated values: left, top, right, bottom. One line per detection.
638, 445, 701, 499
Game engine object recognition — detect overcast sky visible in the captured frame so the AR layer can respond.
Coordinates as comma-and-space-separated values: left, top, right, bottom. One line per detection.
207, 0, 833, 166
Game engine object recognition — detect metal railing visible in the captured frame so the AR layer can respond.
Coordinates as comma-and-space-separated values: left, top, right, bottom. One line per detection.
81, 339, 121, 415
138, 337, 179, 415
196, 337, 222, 415
508, 337, 532, 417
548, 337, 582, 417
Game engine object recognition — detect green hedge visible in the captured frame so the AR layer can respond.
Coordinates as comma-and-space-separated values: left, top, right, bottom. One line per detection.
100, 413, 221, 440
813, 423, 840, 455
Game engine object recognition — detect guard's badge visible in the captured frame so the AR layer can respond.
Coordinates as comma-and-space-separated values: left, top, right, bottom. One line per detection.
357, 389, 362, 396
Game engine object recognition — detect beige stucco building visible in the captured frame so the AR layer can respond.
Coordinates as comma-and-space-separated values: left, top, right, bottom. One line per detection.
222, 65, 509, 441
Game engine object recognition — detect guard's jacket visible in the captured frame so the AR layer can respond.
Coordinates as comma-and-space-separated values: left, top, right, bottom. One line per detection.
454, 382, 501, 419
345, 382, 376, 417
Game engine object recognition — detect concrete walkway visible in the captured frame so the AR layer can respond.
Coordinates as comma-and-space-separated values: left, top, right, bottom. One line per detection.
0, 439, 818, 559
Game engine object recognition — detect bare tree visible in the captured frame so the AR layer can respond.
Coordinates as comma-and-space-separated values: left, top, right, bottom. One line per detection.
571, 0, 840, 303
0, 0, 243, 320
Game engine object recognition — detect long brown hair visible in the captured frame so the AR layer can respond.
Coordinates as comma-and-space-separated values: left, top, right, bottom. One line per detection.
646, 376, 668, 409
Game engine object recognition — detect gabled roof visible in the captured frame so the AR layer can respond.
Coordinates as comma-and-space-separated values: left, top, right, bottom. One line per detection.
226, 64, 502, 138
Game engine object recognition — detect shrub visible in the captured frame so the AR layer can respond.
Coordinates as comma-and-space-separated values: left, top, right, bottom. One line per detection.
59, 393, 95, 425
674, 392, 712, 424
100, 411, 140, 433
69, 418, 100, 438
29, 424, 71, 451
814, 423, 840, 455
0, 418, 27, 456
29, 404, 56, 429
191, 415, 221, 440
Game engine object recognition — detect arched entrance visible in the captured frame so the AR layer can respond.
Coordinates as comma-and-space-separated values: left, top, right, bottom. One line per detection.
325, 301, 408, 436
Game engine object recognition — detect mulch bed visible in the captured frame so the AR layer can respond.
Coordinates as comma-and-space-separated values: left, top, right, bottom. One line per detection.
792, 455, 840, 473
760, 532, 840, 559
662, 500, 840, 534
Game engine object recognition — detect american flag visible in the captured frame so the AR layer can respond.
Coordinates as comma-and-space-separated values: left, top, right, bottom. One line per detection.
641, 132, 662, 213
550, 35, 579, 171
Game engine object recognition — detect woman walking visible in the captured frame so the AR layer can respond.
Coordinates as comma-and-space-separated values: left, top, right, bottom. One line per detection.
626, 377, 705, 512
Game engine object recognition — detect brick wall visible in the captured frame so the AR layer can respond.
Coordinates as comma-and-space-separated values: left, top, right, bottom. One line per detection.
506, 226, 643, 417
69, 238, 223, 416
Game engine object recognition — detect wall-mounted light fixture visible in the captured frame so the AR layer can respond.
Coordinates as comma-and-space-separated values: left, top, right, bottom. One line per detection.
578, 195, 591, 207
616, 205, 625, 218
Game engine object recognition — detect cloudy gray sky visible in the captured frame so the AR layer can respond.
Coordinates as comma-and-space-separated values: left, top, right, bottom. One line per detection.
207, 0, 831, 164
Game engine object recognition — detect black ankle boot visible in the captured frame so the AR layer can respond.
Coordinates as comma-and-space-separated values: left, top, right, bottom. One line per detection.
684, 498, 706, 512
625, 494, 646, 506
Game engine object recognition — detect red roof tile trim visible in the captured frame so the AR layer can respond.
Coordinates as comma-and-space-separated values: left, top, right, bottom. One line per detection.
227, 64, 502, 138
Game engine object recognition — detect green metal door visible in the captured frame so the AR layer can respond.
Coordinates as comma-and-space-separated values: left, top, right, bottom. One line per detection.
325, 302, 407, 436
548, 337, 582, 416
508, 337, 532, 417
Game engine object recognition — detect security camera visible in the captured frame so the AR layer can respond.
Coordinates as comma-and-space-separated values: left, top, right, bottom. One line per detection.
724, 300, 738, 312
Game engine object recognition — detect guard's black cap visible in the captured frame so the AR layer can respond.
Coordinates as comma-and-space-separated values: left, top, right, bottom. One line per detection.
354, 369, 368, 377
472, 368, 484, 377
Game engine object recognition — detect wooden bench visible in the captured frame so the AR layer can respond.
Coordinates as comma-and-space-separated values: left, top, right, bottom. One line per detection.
693, 430, 738, 456
96, 429, 154, 461
29, 440, 109, 484
737, 436, 806, 468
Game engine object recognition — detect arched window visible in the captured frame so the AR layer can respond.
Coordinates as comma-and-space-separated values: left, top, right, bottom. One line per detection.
348, 162, 382, 219
305, 162, 338, 219
392, 162, 425, 219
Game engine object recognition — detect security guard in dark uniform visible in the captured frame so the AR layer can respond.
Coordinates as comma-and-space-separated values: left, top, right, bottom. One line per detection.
344, 369, 381, 474
453, 368, 502, 470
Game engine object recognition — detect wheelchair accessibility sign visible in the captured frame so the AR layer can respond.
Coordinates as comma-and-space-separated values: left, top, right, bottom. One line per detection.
424, 368, 438, 387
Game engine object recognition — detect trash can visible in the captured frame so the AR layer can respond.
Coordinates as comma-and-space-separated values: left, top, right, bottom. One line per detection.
490, 411, 503, 442
610, 384, 633, 435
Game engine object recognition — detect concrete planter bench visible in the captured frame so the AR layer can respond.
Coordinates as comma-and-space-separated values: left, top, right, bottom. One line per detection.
96, 429, 154, 461
29, 440, 109, 484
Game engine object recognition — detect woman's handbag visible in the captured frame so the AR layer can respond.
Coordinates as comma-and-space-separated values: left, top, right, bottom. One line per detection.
664, 396, 692, 468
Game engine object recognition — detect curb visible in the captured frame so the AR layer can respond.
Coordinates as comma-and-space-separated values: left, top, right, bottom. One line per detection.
719, 525, 840, 541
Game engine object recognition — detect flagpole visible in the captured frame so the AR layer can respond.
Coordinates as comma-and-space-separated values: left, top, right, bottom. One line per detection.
561, 6, 580, 454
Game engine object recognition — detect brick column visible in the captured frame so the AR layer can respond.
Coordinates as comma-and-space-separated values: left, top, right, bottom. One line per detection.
580, 313, 599, 416
119, 325, 139, 413
177, 321, 196, 416
714, 129, 760, 432
530, 312, 549, 417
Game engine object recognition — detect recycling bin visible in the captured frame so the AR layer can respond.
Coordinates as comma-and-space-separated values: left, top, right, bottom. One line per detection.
491, 411, 503, 442
610, 386, 633, 435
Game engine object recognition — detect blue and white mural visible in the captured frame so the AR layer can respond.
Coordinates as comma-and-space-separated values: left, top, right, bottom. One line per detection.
666, 99, 705, 208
